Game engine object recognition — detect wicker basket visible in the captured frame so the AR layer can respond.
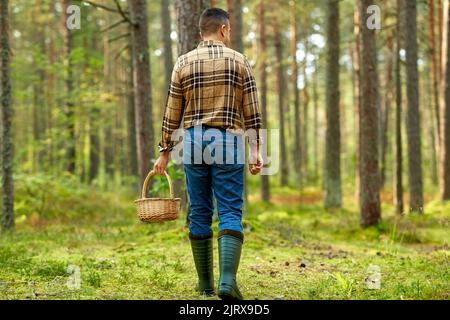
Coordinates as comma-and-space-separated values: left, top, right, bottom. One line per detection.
135, 170, 181, 223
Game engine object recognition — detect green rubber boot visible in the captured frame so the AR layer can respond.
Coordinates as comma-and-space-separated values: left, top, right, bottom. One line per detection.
190, 235, 215, 296
217, 231, 244, 300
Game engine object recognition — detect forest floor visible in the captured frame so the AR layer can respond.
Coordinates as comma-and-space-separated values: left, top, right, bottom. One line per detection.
0, 184, 449, 300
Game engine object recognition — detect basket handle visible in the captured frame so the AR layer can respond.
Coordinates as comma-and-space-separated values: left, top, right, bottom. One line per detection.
141, 170, 175, 199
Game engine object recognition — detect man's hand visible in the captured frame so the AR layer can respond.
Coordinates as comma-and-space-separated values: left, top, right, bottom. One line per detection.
248, 146, 263, 175
153, 151, 170, 176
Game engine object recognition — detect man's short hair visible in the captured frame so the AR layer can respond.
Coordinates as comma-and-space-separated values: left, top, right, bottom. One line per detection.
199, 8, 230, 36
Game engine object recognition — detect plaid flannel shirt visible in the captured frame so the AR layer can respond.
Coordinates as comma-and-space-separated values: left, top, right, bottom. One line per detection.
158, 40, 262, 151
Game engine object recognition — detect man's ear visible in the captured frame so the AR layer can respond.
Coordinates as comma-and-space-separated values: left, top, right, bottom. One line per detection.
220, 24, 226, 36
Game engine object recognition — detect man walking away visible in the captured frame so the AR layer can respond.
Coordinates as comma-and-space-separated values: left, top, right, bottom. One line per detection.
154, 8, 263, 300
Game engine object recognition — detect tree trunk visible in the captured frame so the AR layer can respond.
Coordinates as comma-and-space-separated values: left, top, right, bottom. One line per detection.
161, 0, 174, 91
257, 0, 270, 202
359, 0, 381, 226
441, 0, 449, 134
441, 1, 450, 200
380, 34, 394, 187
176, 0, 208, 55
404, 0, 424, 213
422, 1, 439, 186
273, 16, 289, 187
0, 0, 15, 232
128, 0, 154, 186
46, 1, 56, 172
429, 0, 442, 151
324, 0, 342, 209
429, 0, 442, 188
352, 4, 362, 202
127, 27, 138, 179
89, 33, 100, 183
394, 0, 404, 215
425, 66, 439, 186
227, 0, 243, 52
89, 122, 100, 183
302, 33, 310, 184
101, 16, 113, 181
62, 0, 76, 174
438, 0, 444, 84
313, 58, 319, 182
290, 1, 302, 187
32, 5, 46, 172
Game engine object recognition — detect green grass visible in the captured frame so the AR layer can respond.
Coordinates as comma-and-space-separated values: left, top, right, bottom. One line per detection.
0, 180, 449, 300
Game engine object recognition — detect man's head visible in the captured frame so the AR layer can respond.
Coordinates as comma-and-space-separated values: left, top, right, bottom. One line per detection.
199, 8, 231, 47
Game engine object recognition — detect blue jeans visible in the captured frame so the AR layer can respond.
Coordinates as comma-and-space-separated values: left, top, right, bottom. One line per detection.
183, 125, 245, 236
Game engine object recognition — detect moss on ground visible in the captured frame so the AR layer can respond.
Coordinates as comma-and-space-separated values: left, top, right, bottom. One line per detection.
0, 186, 448, 300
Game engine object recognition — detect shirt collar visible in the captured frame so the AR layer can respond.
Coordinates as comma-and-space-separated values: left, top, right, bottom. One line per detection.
197, 40, 225, 48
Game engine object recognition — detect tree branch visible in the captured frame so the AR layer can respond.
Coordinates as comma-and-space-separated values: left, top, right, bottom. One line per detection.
113, 0, 135, 26
81, 0, 123, 14
114, 44, 131, 60
100, 18, 127, 33
109, 33, 131, 43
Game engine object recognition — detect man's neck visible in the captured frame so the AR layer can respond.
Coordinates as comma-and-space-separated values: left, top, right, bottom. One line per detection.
202, 37, 222, 43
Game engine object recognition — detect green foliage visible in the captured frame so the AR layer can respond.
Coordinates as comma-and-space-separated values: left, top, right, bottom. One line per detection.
0, 184, 448, 300
149, 161, 184, 198
86, 271, 102, 288
11, 172, 130, 223
334, 272, 355, 299
33, 261, 67, 278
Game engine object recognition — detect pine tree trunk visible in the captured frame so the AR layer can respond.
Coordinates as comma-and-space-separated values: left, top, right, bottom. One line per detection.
227, 0, 243, 52
176, 0, 208, 55
290, 1, 302, 187
425, 68, 439, 186
0, 0, 15, 232
101, 16, 113, 182
394, 0, 404, 215
441, 0, 449, 128
429, 0, 442, 150
359, 0, 381, 226
127, 27, 138, 179
353, 3, 362, 203
428, 0, 442, 188
438, 0, 444, 84
103, 34, 114, 179
302, 34, 310, 184
273, 17, 289, 187
440, 1, 450, 200
32, 5, 46, 172
404, 0, 424, 213
46, 1, 56, 172
89, 123, 100, 183
380, 34, 394, 187
257, 0, 270, 202
62, 0, 76, 174
312, 59, 319, 182
324, 0, 342, 209
161, 0, 174, 91
128, 0, 154, 186
89, 34, 100, 183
